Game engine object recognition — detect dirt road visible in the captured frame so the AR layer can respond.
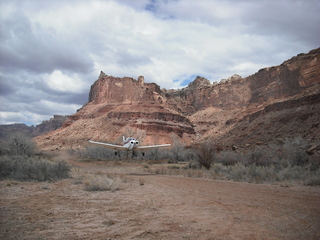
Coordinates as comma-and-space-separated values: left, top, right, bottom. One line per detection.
1, 157, 320, 239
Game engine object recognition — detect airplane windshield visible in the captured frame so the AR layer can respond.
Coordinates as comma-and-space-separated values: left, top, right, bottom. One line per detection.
126, 137, 136, 141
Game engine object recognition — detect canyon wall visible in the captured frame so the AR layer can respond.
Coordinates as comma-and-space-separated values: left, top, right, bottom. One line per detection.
35, 48, 320, 151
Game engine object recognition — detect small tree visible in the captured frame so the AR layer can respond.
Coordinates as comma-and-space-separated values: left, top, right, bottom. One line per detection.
196, 141, 216, 170
169, 136, 186, 163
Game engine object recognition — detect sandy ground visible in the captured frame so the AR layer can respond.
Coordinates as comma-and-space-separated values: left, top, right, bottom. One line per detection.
1, 153, 320, 240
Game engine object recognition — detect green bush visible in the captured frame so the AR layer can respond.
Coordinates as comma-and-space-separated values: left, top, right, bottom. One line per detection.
0, 155, 70, 181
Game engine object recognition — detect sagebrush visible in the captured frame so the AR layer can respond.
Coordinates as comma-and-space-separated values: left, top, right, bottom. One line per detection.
0, 155, 70, 181
0, 132, 70, 182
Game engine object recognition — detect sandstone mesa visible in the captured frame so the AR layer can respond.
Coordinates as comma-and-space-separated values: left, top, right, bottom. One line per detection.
35, 48, 320, 151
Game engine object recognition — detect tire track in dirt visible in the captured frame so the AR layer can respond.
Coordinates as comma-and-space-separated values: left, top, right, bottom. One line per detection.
125, 175, 236, 239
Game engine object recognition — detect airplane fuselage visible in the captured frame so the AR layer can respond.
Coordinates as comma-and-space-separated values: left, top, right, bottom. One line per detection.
123, 137, 139, 151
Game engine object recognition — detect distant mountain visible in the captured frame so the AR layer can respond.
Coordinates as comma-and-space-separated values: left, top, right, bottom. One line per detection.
34, 48, 320, 151
0, 123, 35, 140
0, 115, 68, 140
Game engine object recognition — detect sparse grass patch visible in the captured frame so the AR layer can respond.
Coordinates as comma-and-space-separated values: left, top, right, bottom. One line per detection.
209, 162, 320, 184
143, 163, 149, 169
139, 178, 145, 185
82, 171, 133, 191
167, 165, 180, 169
103, 219, 116, 226
73, 175, 84, 185
6, 180, 19, 186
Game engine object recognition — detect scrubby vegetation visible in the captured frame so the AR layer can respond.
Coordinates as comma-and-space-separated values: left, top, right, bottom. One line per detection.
0, 133, 70, 182
77, 145, 118, 161
194, 141, 216, 170
72, 136, 320, 186
142, 137, 320, 186
76, 139, 188, 163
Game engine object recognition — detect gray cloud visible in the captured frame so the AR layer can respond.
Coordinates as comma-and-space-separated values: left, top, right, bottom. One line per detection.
0, 0, 319, 126
0, 10, 93, 74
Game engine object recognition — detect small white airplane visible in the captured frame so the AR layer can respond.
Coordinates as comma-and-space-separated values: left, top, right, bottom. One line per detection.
89, 136, 171, 157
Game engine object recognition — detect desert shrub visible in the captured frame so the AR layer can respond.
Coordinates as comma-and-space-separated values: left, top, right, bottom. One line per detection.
282, 137, 309, 167
229, 163, 247, 181
195, 141, 216, 170
146, 148, 160, 161
0, 155, 70, 181
309, 155, 320, 171
1, 132, 35, 156
216, 150, 239, 166
0, 140, 7, 155
304, 169, 320, 186
210, 161, 320, 184
187, 160, 200, 169
147, 148, 169, 161
276, 165, 308, 182
244, 146, 277, 167
169, 139, 187, 163
78, 145, 117, 161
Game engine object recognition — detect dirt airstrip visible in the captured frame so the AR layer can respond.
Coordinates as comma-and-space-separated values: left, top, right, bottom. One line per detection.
1, 153, 320, 240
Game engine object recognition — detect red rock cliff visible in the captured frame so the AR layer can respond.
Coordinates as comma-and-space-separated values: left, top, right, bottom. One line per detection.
35, 48, 320, 151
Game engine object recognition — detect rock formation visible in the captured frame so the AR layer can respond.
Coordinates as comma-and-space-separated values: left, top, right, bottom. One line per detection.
35, 48, 320, 151
32, 115, 69, 136
0, 115, 68, 141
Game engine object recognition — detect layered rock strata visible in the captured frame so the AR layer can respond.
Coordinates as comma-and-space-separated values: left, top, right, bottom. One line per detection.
35, 48, 320, 151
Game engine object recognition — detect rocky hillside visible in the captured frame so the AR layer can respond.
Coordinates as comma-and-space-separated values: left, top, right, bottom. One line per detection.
35, 48, 320, 151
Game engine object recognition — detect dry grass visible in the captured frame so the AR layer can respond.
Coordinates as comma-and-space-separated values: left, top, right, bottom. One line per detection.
83, 175, 122, 191
71, 168, 135, 192
139, 178, 145, 185
143, 160, 320, 186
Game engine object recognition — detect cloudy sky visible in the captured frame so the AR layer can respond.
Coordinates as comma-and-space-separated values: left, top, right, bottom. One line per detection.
0, 0, 319, 126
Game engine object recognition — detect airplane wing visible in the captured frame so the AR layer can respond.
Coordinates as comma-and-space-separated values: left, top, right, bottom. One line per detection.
88, 140, 127, 150
135, 144, 171, 151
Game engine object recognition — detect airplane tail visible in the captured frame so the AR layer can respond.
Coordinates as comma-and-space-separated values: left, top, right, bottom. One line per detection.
123, 136, 126, 143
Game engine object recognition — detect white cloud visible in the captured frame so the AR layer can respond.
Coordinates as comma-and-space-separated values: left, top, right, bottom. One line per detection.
0, 111, 49, 125
0, 112, 26, 125
37, 100, 82, 118
229, 62, 266, 76
42, 70, 86, 93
